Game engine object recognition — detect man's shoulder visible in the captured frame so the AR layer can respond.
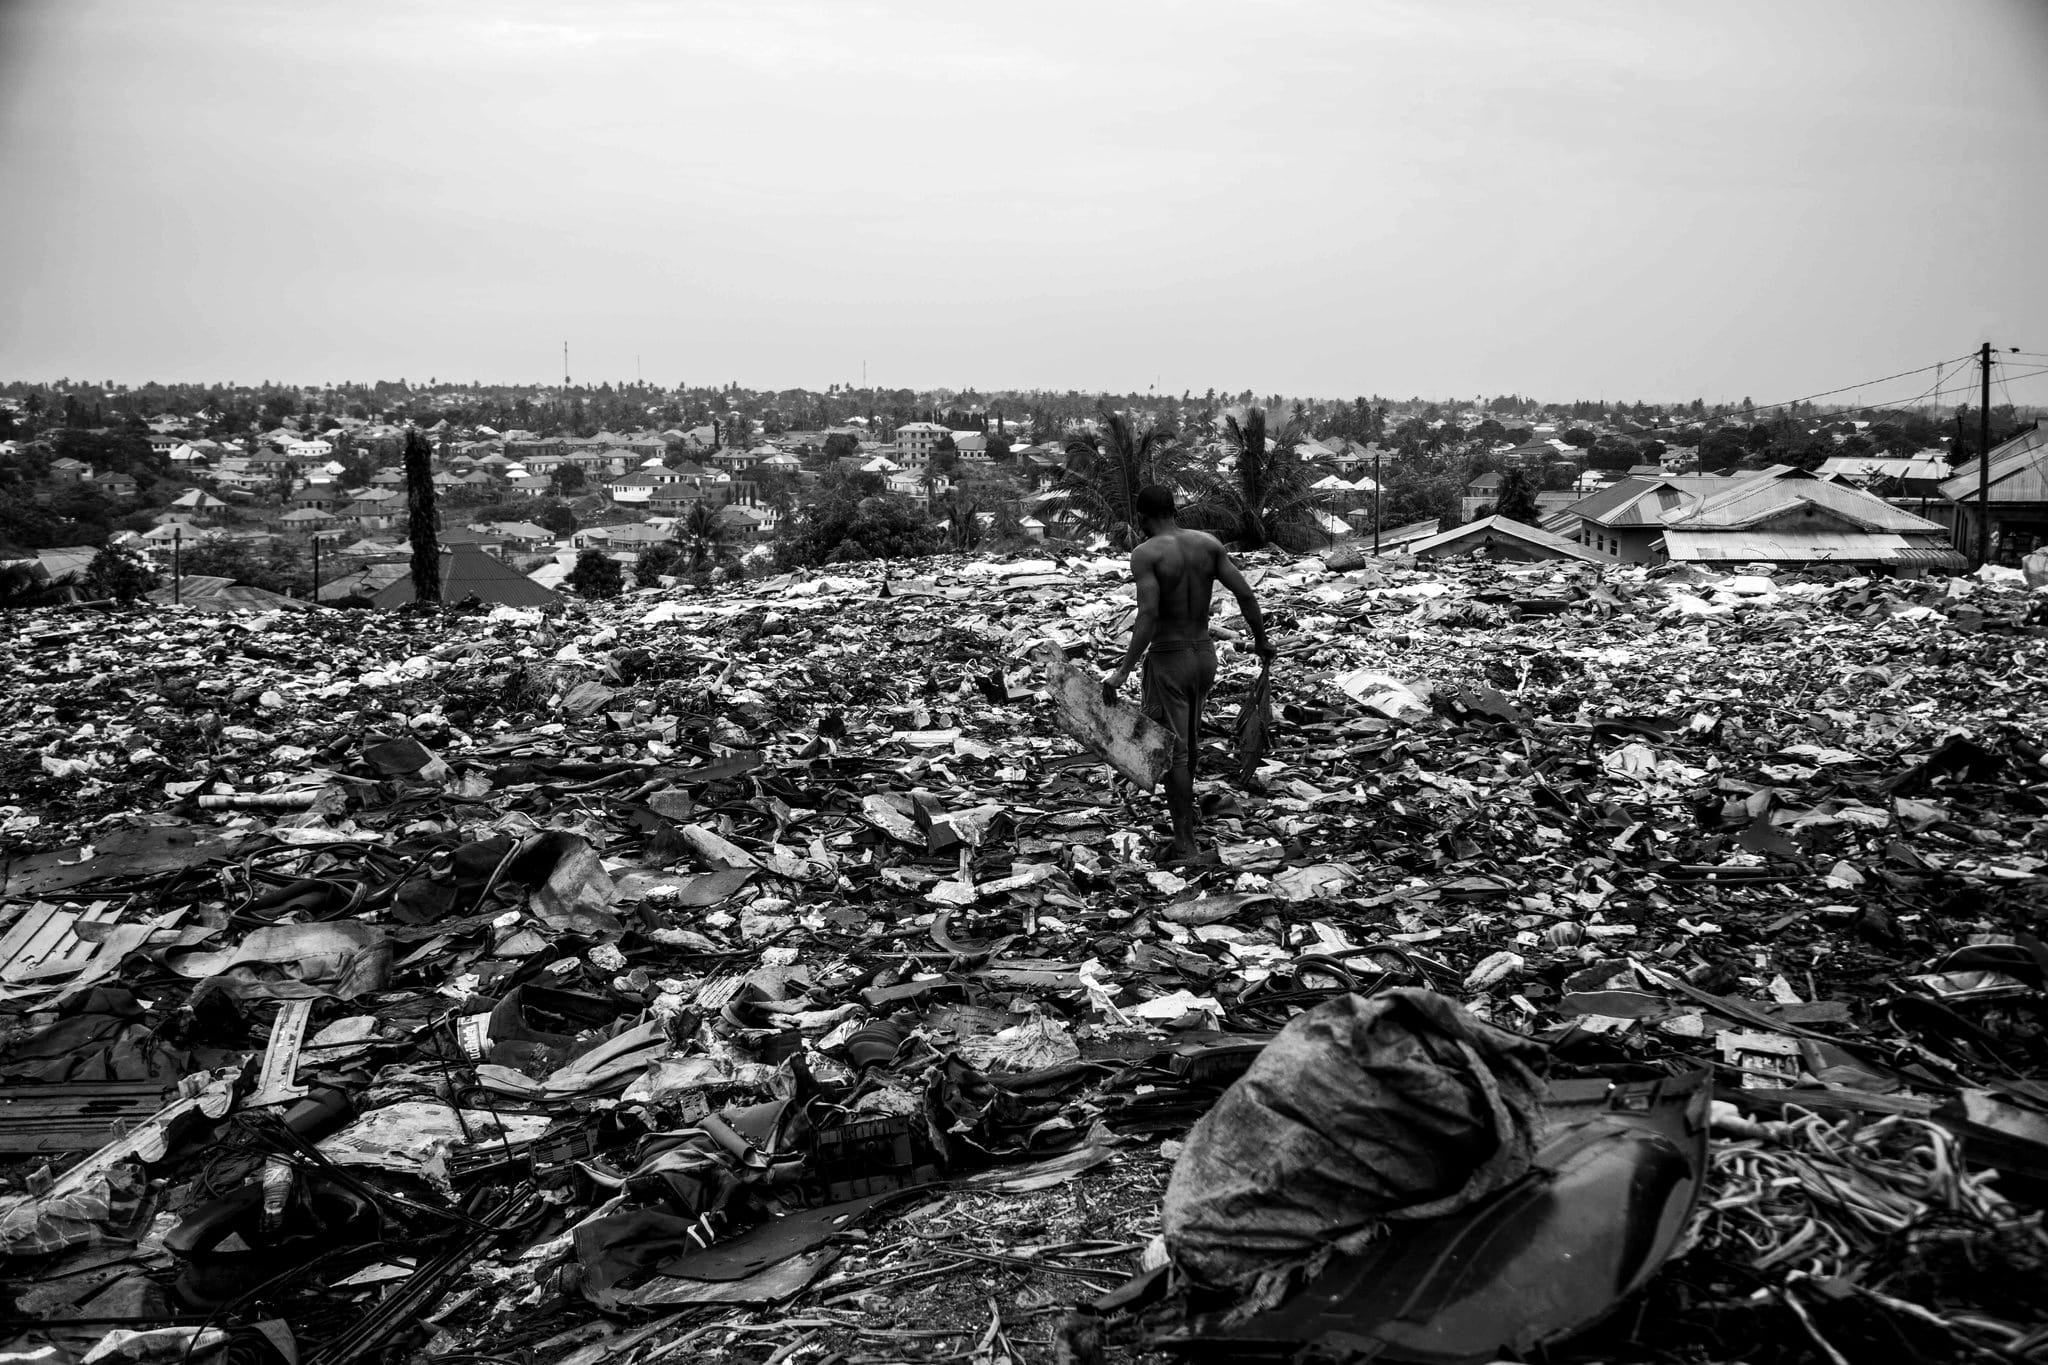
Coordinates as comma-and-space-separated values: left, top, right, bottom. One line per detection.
1176, 528, 1226, 556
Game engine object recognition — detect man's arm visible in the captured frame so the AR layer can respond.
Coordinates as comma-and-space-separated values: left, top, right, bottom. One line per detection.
1104, 549, 1160, 697
1215, 551, 1275, 659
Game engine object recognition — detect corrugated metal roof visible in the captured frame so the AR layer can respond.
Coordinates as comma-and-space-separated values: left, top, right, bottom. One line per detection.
1377, 517, 1442, 546
1937, 425, 2048, 503
1659, 529, 1938, 563
370, 548, 564, 608
1663, 469, 1946, 534
1815, 456, 1951, 483
1408, 515, 1604, 563
1567, 475, 1736, 526
146, 576, 312, 612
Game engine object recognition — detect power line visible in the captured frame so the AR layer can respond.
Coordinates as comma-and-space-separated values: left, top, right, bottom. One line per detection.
1735, 354, 1977, 420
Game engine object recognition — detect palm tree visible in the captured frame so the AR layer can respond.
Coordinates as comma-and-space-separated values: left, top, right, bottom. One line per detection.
677, 499, 734, 570
403, 427, 441, 602
1053, 405, 1180, 547
1182, 406, 1331, 552
938, 488, 983, 550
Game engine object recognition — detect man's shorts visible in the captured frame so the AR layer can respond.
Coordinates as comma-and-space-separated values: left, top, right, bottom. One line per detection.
1142, 640, 1217, 771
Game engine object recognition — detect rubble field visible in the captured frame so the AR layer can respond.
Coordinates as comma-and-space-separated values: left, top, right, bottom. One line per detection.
3, 548, 2047, 1365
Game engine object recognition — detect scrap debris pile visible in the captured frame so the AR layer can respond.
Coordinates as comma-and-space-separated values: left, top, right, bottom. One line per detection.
2, 550, 2047, 1365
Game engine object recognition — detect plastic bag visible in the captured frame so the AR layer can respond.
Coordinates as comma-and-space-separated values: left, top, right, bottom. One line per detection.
1162, 988, 1545, 1310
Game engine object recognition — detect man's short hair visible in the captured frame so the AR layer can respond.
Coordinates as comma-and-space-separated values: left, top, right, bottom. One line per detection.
1135, 485, 1176, 520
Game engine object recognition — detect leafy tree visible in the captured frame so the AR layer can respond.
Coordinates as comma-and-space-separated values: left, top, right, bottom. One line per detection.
532, 501, 579, 537
634, 543, 683, 587
1698, 428, 1749, 473
82, 543, 157, 602
403, 428, 440, 604
1492, 466, 1540, 523
822, 432, 861, 461
549, 465, 587, 495
1056, 406, 1181, 547
566, 548, 624, 599
1561, 427, 1595, 449
336, 452, 374, 488
752, 467, 800, 516
775, 484, 937, 567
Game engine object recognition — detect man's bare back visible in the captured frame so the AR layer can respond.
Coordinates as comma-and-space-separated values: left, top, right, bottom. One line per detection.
1130, 528, 1261, 646
1133, 528, 1225, 644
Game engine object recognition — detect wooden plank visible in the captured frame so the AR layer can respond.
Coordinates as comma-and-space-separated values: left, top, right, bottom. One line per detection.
1033, 643, 1173, 791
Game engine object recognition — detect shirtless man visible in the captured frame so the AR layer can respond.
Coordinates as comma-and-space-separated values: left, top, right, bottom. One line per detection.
1104, 485, 1274, 863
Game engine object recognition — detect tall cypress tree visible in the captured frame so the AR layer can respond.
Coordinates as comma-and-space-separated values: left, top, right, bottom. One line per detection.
404, 427, 441, 603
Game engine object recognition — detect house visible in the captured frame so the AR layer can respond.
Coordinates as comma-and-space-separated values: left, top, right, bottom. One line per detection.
1406, 515, 1605, 564
716, 446, 767, 473
505, 474, 552, 497
439, 527, 511, 557
482, 521, 558, 550
48, 457, 88, 482
370, 547, 563, 609
87, 469, 137, 499
1565, 475, 1740, 562
1815, 455, 1951, 499
605, 468, 695, 505
141, 519, 206, 544
1937, 425, 2048, 564
316, 562, 410, 604
886, 470, 945, 507
167, 488, 233, 517
288, 486, 338, 511
1657, 467, 1961, 571
282, 437, 334, 461
341, 498, 401, 531
952, 432, 989, 463
147, 574, 313, 613
1500, 439, 1561, 467
757, 451, 802, 474
35, 546, 102, 580
719, 506, 769, 542
895, 422, 949, 465
1358, 517, 1444, 553
1460, 471, 1503, 521
278, 508, 338, 532
573, 523, 675, 550
146, 434, 184, 458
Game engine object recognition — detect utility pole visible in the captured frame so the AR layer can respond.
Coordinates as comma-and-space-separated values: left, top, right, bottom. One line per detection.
310, 535, 321, 605
171, 528, 182, 605
1373, 448, 1383, 556
1977, 341, 1992, 567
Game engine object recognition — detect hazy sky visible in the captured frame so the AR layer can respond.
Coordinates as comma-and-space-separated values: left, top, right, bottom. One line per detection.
4, 0, 2046, 405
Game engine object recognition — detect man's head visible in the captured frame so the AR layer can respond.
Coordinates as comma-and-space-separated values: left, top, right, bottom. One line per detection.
1135, 484, 1177, 533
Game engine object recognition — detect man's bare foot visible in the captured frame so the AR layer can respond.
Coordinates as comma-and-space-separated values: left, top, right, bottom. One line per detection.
1156, 843, 1217, 868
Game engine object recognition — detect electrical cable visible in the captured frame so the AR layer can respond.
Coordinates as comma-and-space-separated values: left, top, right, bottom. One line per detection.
1734, 354, 1977, 420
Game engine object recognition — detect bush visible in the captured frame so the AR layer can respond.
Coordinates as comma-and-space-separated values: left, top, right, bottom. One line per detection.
83, 544, 158, 602
634, 543, 683, 588
566, 548, 624, 599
